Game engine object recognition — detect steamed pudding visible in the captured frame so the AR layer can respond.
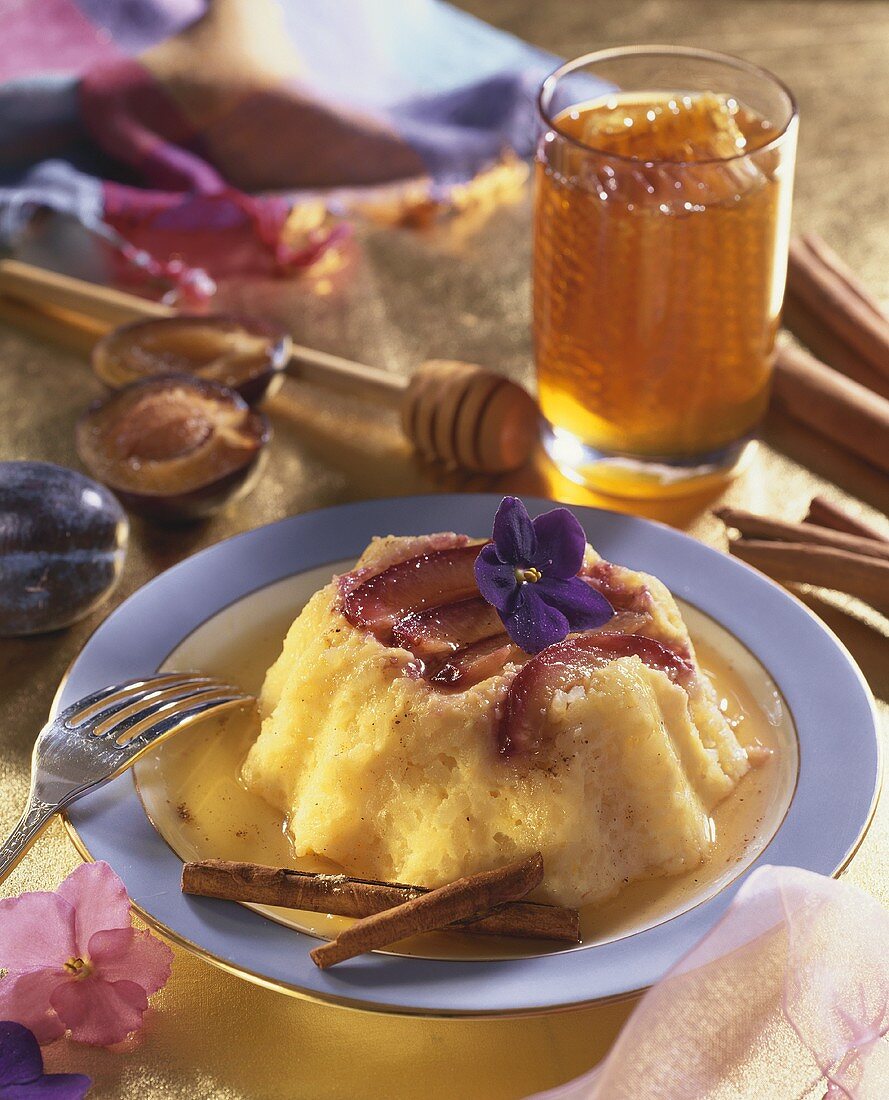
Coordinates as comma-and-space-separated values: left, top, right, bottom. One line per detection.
242, 507, 754, 909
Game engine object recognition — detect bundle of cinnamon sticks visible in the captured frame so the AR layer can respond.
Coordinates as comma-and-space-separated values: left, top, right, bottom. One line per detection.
716, 496, 889, 615
775, 234, 889, 474
182, 855, 581, 969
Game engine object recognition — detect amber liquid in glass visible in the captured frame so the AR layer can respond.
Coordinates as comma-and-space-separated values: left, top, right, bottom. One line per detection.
534, 93, 788, 479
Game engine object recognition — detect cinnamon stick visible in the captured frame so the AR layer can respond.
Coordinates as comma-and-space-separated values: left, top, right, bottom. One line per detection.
715, 508, 889, 563
781, 295, 889, 399
729, 539, 889, 614
787, 234, 889, 382
182, 857, 578, 943
771, 345, 889, 475
310, 853, 545, 969
804, 496, 889, 544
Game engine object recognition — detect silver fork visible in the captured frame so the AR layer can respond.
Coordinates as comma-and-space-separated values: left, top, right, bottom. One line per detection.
0, 672, 253, 885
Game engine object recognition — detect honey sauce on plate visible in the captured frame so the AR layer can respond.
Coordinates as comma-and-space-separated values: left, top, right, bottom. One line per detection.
135, 567, 797, 961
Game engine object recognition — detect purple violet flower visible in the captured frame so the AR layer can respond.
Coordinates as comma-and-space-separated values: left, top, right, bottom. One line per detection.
475, 497, 614, 654
0, 1021, 91, 1099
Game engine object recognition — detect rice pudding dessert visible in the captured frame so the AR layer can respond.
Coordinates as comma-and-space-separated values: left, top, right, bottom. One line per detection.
242, 503, 754, 908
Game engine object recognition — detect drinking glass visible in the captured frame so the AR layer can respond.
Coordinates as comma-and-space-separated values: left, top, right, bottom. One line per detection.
533, 46, 798, 497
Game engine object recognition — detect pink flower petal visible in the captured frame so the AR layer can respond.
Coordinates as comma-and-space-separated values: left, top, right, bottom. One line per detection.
0, 893, 75, 974
87, 927, 173, 997
56, 862, 132, 950
0, 970, 67, 1045
50, 977, 148, 1047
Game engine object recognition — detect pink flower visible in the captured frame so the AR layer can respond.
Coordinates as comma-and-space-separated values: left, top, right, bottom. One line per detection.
0, 862, 172, 1046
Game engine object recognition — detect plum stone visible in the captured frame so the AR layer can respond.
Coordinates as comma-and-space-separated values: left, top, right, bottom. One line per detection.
0, 462, 128, 636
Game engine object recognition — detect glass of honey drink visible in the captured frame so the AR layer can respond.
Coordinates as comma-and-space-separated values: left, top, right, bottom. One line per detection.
534, 47, 798, 497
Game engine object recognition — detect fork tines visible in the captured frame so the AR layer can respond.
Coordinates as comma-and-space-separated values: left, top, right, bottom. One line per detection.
63, 674, 247, 747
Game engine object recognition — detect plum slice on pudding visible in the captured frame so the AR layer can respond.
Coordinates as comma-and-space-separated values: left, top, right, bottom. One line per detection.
498, 633, 695, 757
392, 597, 504, 658
341, 538, 669, 693
426, 634, 522, 688
342, 543, 483, 639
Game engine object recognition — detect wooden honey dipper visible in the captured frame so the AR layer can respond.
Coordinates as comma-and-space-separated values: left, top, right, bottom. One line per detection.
0, 259, 540, 474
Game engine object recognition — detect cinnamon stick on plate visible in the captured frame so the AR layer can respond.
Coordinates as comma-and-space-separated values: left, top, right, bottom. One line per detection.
729, 540, 889, 615
181, 858, 579, 943
787, 234, 889, 383
804, 496, 889, 544
771, 345, 889, 475
310, 853, 544, 969
715, 508, 889, 563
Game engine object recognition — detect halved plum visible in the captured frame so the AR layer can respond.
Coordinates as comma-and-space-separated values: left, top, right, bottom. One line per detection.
342, 543, 483, 640
498, 633, 696, 758
76, 376, 270, 522
92, 315, 290, 405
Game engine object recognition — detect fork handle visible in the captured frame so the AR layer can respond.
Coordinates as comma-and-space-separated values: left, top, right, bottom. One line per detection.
0, 795, 60, 886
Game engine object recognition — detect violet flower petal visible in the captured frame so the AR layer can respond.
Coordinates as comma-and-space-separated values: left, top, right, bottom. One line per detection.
530, 508, 588, 577
0, 1021, 91, 1099
479, 496, 614, 654
2, 1073, 93, 1099
501, 586, 571, 654
535, 575, 615, 632
492, 497, 537, 565
474, 544, 520, 614
0, 1022, 43, 1086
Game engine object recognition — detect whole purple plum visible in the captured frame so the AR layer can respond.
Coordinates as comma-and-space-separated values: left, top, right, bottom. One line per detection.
0, 462, 128, 636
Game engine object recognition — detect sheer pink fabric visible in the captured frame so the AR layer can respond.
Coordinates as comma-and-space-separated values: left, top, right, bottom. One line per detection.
529, 866, 889, 1099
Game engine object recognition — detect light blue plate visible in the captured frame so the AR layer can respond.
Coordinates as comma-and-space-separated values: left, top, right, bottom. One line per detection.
56, 495, 881, 1016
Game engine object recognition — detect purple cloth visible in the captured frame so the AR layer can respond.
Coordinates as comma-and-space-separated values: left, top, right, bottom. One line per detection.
0, 0, 558, 282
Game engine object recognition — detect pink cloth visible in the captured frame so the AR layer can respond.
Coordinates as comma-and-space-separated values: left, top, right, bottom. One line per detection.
529, 866, 889, 1100
0, 0, 557, 291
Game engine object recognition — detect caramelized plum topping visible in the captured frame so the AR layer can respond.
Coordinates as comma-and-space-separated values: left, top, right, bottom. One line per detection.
92, 315, 290, 405
343, 540, 669, 696
582, 560, 652, 615
427, 635, 524, 689
392, 597, 504, 658
342, 543, 482, 640
602, 610, 652, 635
76, 376, 270, 522
498, 633, 695, 758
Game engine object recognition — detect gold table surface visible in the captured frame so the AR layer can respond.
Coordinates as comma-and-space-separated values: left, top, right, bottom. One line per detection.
1, 2, 888, 1097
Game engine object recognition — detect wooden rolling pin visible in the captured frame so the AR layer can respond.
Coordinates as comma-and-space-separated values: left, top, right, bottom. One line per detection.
0, 259, 540, 474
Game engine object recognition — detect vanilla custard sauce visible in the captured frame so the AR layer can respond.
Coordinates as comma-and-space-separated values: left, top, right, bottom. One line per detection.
135, 564, 797, 961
